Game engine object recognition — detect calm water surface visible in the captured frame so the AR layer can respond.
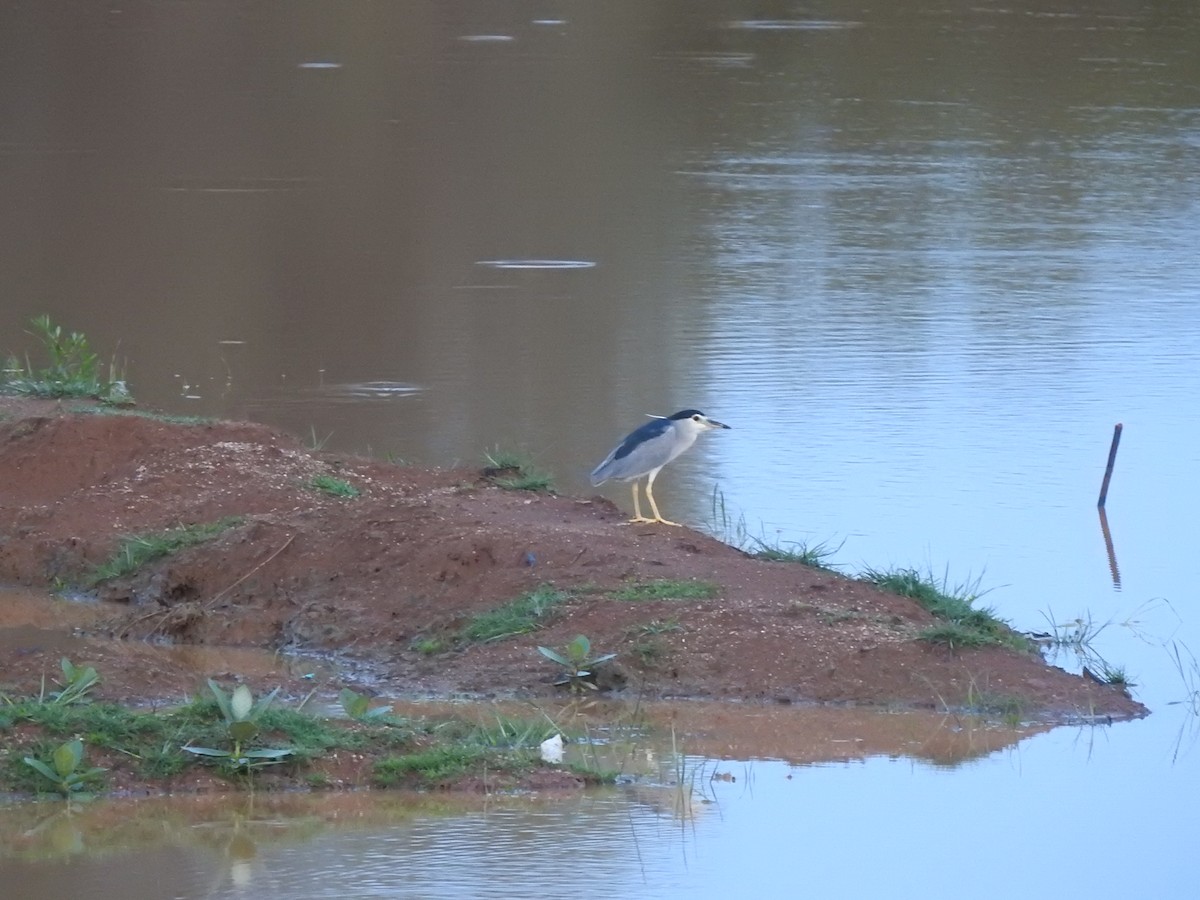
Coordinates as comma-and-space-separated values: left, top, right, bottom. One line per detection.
2, 0, 1198, 896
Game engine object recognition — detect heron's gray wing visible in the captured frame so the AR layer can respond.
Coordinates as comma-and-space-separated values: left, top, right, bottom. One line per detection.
590, 418, 672, 485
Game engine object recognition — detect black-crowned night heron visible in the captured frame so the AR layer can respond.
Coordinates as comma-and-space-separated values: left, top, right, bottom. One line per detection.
590, 409, 730, 526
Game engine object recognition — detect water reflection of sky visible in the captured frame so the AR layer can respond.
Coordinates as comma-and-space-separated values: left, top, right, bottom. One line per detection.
8, 734, 1193, 899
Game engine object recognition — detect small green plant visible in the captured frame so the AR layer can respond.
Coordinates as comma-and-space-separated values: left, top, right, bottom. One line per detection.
88, 517, 242, 584
44, 657, 100, 705
537, 635, 617, 692
309, 474, 360, 498
627, 618, 682, 637
2, 315, 131, 403
611, 579, 718, 601
1089, 662, 1134, 688
338, 688, 391, 721
919, 622, 994, 650
625, 619, 681, 666
461, 585, 570, 643
411, 636, 446, 655
483, 448, 555, 493
23, 739, 106, 797
181, 680, 293, 772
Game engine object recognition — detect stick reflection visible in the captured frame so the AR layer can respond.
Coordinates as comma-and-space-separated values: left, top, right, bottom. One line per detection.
1098, 506, 1121, 589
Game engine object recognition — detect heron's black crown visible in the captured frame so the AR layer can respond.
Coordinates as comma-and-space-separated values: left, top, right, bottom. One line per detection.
667, 409, 706, 420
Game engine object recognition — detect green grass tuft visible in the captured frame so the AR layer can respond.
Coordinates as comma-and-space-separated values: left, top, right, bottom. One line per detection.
863, 566, 1032, 653
1090, 662, 1134, 687
70, 406, 214, 425
610, 579, 719, 602
748, 535, 842, 570
482, 449, 555, 493
309, 474, 360, 498
1, 315, 132, 404
919, 622, 995, 650
460, 585, 570, 643
88, 517, 243, 585
373, 747, 488, 785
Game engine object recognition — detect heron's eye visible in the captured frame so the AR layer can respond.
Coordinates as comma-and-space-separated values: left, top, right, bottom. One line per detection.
692, 415, 701, 421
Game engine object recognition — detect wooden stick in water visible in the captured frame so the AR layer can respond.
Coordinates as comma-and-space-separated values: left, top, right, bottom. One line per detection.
1097, 423, 1123, 508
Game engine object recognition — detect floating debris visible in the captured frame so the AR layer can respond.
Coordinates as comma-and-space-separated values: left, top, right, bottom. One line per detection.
328, 381, 424, 399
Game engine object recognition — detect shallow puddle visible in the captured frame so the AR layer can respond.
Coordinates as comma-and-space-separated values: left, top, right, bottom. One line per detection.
0, 587, 339, 701
388, 697, 1046, 770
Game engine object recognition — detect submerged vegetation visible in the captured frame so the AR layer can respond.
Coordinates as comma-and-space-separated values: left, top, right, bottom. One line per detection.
1, 315, 132, 404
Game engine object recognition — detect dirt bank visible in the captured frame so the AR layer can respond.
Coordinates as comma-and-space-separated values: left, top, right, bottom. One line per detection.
0, 397, 1144, 722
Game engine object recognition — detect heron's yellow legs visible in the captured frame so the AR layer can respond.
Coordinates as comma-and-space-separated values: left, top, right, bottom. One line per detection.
627, 471, 681, 527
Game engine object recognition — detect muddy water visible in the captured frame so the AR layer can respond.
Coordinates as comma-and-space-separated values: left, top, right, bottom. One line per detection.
0, 588, 338, 699
2, 1, 1199, 897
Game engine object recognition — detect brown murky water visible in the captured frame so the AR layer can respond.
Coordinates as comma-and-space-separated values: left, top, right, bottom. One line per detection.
2, 1, 1199, 897
0, 588, 337, 701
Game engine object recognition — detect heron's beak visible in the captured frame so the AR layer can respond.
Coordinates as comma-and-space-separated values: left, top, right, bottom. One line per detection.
704, 417, 731, 430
